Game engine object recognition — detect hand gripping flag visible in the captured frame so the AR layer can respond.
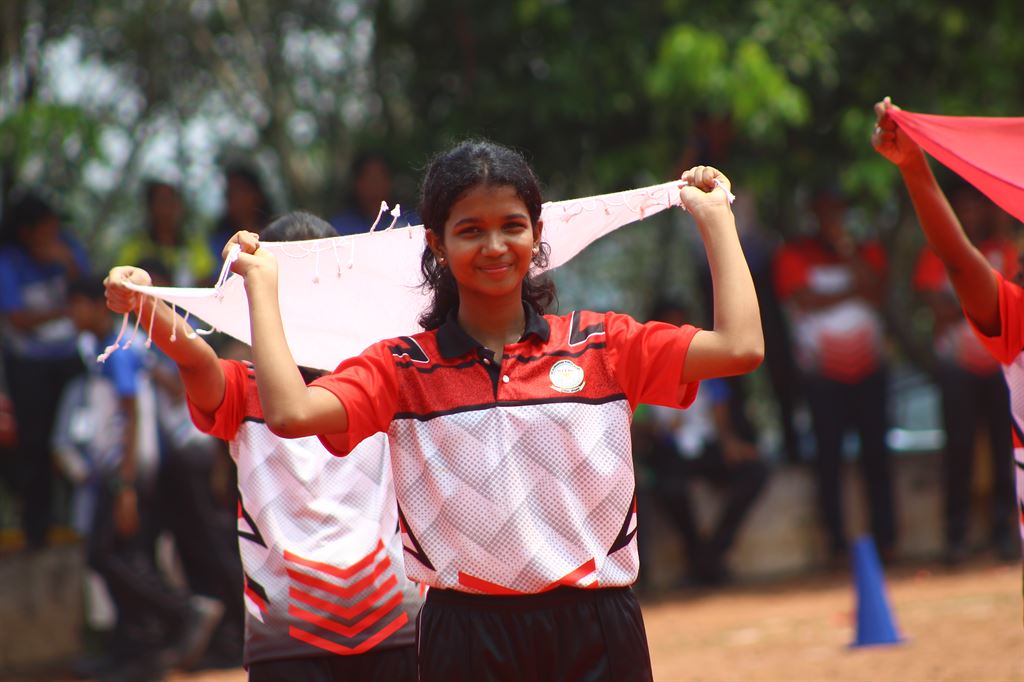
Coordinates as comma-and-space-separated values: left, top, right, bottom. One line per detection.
890, 108, 1024, 223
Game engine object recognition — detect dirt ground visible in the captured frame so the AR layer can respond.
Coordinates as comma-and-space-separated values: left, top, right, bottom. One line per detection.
171, 559, 1023, 682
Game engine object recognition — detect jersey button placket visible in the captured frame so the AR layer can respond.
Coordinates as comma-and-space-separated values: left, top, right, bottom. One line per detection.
497, 354, 511, 399
479, 348, 501, 398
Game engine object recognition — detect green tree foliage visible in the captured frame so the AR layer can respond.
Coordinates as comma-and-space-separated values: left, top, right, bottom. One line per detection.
1, 0, 1022, 312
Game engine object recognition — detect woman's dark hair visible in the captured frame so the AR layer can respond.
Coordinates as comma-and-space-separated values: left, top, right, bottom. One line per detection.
261, 210, 336, 243
417, 139, 556, 330
1, 190, 58, 245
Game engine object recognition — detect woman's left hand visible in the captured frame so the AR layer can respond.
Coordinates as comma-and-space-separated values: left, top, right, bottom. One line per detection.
679, 165, 732, 220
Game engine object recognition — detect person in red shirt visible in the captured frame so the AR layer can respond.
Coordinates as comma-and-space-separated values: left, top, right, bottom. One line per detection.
874, 96, 1022, 564
224, 140, 764, 681
912, 183, 1018, 564
773, 188, 896, 565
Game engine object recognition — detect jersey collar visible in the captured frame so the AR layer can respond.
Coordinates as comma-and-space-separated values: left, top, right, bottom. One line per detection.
437, 304, 551, 359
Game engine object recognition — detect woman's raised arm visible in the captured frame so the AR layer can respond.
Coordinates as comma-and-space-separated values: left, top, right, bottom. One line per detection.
872, 97, 1000, 336
679, 166, 765, 384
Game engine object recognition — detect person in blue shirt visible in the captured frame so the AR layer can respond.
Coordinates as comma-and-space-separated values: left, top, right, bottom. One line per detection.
57, 277, 222, 681
0, 190, 89, 549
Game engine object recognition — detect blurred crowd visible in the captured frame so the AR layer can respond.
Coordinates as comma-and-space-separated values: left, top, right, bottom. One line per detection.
0, 134, 1021, 677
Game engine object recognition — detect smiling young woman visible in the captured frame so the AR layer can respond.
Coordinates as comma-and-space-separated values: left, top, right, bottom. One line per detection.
226, 139, 763, 681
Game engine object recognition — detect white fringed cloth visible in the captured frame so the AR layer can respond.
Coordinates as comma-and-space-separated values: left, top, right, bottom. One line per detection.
114, 179, 707, 371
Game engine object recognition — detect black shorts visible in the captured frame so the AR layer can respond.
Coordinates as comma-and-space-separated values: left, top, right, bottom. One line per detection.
417, 586, 653, 682
247, 645, 416, 682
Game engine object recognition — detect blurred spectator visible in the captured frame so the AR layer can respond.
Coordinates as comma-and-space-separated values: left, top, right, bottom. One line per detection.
56, 277, 222, 681
330, 152, 414, 235
117, 181, 216, 287
633, 300, 769, 589
0, 190, 88, 549
912, 183, 1018, 564
773, 188, 896, 565
678, 115, 803, 463
208, 163, 274, 261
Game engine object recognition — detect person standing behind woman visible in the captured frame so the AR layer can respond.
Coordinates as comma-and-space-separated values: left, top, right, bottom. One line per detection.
0, 190, 89, 549
912, 183, 1018, 564
118, 180, 216, 287
226, 140, 763, 681
874, 96, 1023, 562
105, 212, 422, 681
773, 188, 897, 567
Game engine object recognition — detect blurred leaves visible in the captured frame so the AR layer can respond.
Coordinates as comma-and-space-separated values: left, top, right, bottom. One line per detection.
0, 0, 1021, 294
0, 102, 104, 187
646, 26, 809, 144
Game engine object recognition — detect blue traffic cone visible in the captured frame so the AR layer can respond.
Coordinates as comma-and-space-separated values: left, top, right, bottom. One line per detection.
850, 535, 903, 647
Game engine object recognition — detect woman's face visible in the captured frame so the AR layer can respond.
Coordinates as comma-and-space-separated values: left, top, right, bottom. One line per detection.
430, 184, 541, 303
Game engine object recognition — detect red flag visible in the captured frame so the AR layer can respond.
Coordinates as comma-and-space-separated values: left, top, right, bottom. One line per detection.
890, 109, 1024, 223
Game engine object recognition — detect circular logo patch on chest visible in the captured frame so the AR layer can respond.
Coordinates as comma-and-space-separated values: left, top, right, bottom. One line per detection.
549, 359, 586, 394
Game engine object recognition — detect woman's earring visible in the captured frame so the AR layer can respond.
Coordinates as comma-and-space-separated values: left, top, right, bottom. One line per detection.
437, 255, 447, 266
532, 245, 539, 254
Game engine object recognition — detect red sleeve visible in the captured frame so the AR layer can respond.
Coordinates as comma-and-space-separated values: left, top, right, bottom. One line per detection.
603, 312, 701, 411
309, 342, 398, 456
773, 245, 809, 300
912, 248, 947, 292
186, 359, 248, 441
965, 269, 1024, 365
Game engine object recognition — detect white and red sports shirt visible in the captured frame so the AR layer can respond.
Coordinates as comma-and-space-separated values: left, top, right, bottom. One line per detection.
914, 239, 1019, 374
965, 270, 1024, 550
311, 308, 700, 595
774, 238, 887, 383
189, 360, 422, 666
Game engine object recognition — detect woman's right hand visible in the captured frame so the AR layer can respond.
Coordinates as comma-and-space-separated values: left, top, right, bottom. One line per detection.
872, 97, 923, 168
104, 266, 152, 314
679, 165, 732, 222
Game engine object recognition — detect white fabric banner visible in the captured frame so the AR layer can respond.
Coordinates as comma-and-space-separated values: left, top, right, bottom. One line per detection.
122, 180, 691, 371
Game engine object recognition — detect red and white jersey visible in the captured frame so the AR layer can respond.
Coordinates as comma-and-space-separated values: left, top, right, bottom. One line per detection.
914, 240, 1019, 374
311, 308, 700, 595
965, 270, 1024, 553
774, 238, 887, 383
188, 360, 421, 666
